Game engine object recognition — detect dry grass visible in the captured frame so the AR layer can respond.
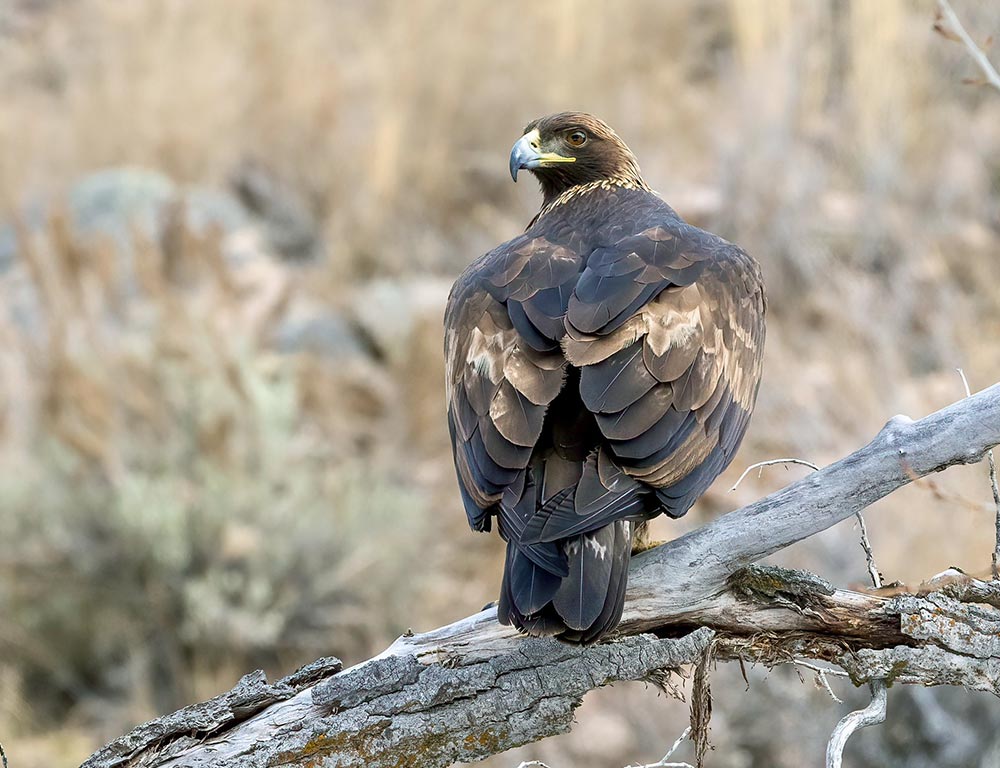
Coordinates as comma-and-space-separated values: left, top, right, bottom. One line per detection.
0, 1, 998, 767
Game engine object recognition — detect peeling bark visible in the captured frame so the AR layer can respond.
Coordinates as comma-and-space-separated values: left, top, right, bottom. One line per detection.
81, 383, 1000, 768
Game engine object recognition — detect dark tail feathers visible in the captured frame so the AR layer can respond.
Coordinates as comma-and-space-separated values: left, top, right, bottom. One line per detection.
497, 519, 632, 644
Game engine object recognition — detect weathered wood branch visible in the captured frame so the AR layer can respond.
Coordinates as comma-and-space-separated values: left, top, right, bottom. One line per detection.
936, 0, 1000, 93
825, 680, 887, 768
82, 383, 1000, 768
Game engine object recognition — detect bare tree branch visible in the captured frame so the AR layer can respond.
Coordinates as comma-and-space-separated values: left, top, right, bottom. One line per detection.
80, 383, 1000, 768
935, 0, 1000, 92
957, 368, 1000, 578
624, 727, 694, 768
825, 680, 888, 768
729, 457, 883, 587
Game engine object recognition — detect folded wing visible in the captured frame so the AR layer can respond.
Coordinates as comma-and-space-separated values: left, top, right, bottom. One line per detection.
564, 222, 766, 519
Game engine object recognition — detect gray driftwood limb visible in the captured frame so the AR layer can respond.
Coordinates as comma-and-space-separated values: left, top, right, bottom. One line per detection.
825, 680, 888, 768
81, 383, 1000, 768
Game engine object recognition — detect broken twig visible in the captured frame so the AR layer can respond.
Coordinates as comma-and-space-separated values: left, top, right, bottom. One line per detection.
728, 458, 819, 492
793, 660, 848, 704
854, 511, 882, 588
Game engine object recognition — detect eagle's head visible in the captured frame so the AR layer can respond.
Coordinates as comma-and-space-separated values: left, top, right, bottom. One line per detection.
509, 112, 646, 204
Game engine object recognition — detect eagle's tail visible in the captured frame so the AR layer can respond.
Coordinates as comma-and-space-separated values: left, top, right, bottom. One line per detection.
497, 519, 633, 644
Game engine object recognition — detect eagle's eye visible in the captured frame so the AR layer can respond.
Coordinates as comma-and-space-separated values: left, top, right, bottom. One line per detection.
566, 130, 588, 148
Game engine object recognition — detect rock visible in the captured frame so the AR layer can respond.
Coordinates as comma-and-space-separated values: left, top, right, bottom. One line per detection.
231, 160, 323, 262
0, 167, 284, 344
0, 167, 257, 275
348, 277, 452, 364
68, 167, 252, 254
271, 303, 366, 359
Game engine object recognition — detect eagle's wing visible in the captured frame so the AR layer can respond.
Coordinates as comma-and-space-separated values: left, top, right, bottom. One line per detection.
444, 235, 577, 535
561, 221, 765, 520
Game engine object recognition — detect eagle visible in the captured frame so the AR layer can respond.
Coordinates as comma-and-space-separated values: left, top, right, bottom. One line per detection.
444, 113, 765, 644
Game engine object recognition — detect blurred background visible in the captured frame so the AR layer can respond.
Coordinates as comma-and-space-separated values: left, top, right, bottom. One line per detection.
0, 1, 998, 766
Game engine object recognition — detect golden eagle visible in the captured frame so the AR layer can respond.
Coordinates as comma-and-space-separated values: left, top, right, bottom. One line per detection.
445, 113, 765, 643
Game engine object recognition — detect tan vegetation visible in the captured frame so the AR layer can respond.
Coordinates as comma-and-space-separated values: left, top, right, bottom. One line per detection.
0, 1, 998, 766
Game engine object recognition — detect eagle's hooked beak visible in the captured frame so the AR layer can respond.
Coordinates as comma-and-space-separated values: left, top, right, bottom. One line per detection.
509, 128, 576, 182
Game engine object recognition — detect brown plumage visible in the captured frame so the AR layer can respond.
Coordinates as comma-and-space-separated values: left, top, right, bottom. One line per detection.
445, 112, 766, 643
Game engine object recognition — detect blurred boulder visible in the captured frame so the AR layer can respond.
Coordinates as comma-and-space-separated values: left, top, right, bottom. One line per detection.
348, 277, 451, 365
0, 167, 289, 344
71, 168, 214, 244
0, 166, 257, 272
267, 276, 453, 375
231, 160, 324, 263
68, 168, 254, 264
271, 301, 366, 360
